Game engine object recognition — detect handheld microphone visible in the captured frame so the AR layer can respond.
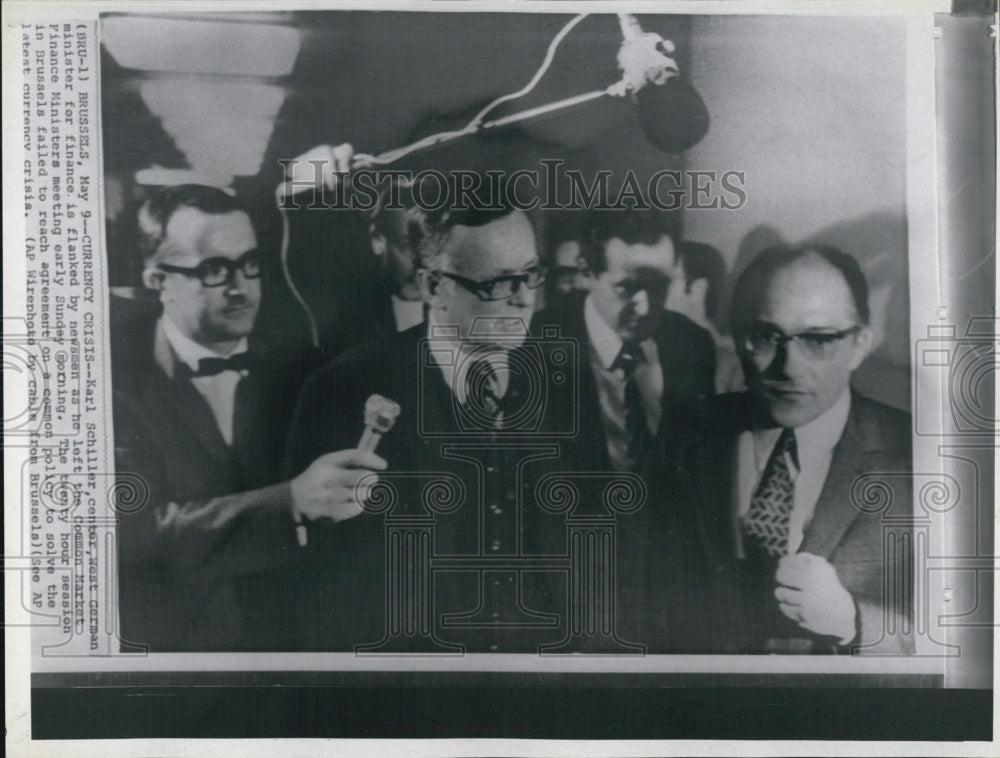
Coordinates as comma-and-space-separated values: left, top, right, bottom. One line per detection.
293, 394, 400, 547
359, 394, 401, 452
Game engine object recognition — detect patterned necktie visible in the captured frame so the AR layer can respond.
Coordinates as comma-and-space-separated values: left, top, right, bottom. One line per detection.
464, 358, 503, 426
744, 427, 798, 557
612, 342, 648, 465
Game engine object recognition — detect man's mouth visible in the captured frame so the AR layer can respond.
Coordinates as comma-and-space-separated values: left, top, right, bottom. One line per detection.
762, 385, 809, 400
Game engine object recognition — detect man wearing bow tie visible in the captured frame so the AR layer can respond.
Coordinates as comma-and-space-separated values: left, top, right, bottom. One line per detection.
653, 244, 914, 654
112, 184, 384, 651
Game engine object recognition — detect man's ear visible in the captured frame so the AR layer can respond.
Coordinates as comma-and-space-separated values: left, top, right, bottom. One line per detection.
416, 268, 441, 307
688, 277, 709, 303
142, 267, 165, 292
848, 325, 875, 370
370, 230, 387, 258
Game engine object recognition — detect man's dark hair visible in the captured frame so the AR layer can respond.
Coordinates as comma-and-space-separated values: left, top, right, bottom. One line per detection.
579, 209, 675, 275
729, 244, 870, 339
676, 240, 728, 320
138, 184, 245, 263
369, 177, 430, 255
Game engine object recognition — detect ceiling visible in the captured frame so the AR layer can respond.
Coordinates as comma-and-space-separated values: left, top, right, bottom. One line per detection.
100, 11, 690, 199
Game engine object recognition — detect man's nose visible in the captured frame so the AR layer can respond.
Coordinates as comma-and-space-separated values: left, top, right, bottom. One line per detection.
766, 339, 809, 379
631, 289, 650, 318
224, 269, 249, 295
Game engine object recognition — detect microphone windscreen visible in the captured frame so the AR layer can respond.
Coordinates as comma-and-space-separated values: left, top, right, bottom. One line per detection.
637, 78, 710, 153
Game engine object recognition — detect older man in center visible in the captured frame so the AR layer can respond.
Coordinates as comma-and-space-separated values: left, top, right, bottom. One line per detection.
285, 188, 582, 652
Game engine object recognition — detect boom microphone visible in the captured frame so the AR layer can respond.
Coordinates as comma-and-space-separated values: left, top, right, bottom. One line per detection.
616, 13, 710, 154
637, 77, 710, 154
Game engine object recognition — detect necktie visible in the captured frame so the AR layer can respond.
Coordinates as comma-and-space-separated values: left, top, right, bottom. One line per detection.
189, 352, 256, 377
744, 427, 798, 557
464, 358, 503, 426
612, 342, 649, 465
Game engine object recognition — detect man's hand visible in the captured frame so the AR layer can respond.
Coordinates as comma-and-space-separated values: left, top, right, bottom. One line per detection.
282, 143, 355, 196
774, 552, 857, 644
290, 448, 387, 523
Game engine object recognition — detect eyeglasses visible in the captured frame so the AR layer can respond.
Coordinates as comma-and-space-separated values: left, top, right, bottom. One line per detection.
744, 322, 863, 361
158, 250, 262, 287
439, 265, 545, 302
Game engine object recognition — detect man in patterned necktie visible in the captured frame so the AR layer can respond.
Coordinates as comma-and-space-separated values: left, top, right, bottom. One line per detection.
650, 244, 914, 654
111, 184, 385, 651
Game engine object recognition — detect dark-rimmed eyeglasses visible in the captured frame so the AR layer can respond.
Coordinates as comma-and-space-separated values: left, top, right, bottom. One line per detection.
158, 250, 262, 287
744, 323, 862, 361
438, 265, 545, 302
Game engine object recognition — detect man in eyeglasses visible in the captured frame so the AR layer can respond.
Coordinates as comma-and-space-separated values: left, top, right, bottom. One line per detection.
111, 184, 385, 651
652, 244, 914, 654
285, 187, 579, 652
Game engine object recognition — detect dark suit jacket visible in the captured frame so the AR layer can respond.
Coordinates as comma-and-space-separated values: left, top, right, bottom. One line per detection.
111, 299, 313, 651
530, 297, 717, 472
284, 322, 655, 652
648, 390, 915, 654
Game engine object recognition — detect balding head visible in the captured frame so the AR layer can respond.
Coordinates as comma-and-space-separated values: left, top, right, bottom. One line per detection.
732, 245, 873, 428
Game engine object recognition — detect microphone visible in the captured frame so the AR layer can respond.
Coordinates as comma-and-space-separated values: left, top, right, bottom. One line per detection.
616, 13, 710, 153
637, 78, 710, 153
359, 394, 401, 452
293, 394, 400, 547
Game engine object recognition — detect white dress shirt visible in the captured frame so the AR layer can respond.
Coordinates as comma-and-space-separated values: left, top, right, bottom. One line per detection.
426, 314, 509, 407
736, 390, 852, 554
583, 294, 664, 471
161, 316, 249, 446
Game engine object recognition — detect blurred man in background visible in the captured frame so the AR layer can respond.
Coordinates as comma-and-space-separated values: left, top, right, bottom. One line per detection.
665, 239, 745, 393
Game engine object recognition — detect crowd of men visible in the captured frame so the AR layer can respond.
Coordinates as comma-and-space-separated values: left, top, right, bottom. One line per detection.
111, 150, 914, 655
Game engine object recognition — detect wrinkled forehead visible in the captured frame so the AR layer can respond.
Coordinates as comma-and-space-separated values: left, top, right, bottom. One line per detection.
603, 235, 675, 277
160, 208, 256, 264
440, 211, 538, 278
757, 255, 859, 326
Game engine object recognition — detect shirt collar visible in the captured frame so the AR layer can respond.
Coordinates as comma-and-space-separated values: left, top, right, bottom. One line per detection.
752, 389, 852, 472
583, 294, 624, 370
426, 313, 508, 404
160, 315, 248, 373
390, 294, 425, 332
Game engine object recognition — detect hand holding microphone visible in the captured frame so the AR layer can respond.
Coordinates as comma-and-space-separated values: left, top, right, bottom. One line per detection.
289, 394, 400, 545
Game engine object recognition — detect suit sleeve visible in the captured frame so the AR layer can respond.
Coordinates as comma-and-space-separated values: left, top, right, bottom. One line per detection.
114, 390, 301, 579
283, 363, 362, 479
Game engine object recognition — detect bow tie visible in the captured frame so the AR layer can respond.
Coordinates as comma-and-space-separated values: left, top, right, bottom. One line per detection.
188, 352, 256, 377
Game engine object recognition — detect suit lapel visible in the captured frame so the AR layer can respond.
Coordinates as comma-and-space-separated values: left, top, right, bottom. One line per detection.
798, 395, 877, 558
151, 320, 233, 470
695, 431, 742, 565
